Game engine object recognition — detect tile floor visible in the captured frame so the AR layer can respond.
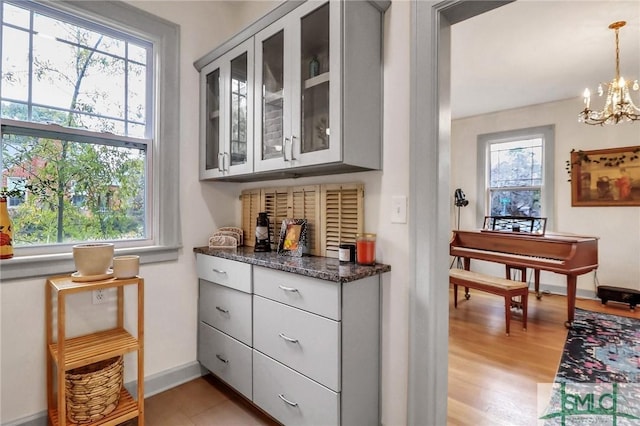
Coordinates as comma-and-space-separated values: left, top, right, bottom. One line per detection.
138, 375, 279, 426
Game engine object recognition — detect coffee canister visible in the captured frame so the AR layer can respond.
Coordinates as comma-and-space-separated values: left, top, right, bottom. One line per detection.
338, 244, 355, 263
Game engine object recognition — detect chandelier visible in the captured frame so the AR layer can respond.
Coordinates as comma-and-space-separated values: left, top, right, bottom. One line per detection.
578, 21, 640, 125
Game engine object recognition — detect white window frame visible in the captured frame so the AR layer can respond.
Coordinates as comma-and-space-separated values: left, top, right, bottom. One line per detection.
1, 0, 180, 280
476, 125, 555, 230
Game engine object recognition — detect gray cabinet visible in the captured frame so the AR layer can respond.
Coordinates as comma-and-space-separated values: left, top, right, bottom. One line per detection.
196, 255, 381, 425
195, 0, 389, 182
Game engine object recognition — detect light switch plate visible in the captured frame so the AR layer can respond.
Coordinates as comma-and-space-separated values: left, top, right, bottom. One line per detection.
391, 195, 407, 224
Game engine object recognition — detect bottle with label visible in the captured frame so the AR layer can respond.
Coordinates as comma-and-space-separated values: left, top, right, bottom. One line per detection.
309, 56, 320, 78
0, 196, 14, 259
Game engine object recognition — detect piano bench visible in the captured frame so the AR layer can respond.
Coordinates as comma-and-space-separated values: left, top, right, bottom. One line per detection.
597, 285, 640, 311
449, 268, 529, 336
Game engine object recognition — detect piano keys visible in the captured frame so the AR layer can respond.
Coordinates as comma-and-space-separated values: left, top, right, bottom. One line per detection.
450, 229, 598, 327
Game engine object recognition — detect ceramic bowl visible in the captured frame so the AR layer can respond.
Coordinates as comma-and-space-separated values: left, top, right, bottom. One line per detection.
112, 255, 140, 279
72, 243, 114, 276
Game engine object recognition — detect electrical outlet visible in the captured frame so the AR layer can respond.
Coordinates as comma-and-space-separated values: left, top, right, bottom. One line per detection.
92, 289, 107, 304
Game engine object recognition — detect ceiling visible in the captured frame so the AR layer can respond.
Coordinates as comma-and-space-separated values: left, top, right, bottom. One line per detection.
451, 0, 640, 119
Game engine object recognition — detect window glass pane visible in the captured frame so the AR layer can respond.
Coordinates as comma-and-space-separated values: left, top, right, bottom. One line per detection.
3, 2, 29, 28
1, 131, 146, 246
1, 100, 27, 120
2, 26, 29, 102
489, 189, 541, 217
128, 43, 147, 64
490, 138, 543, 187
128, 62, 146, 125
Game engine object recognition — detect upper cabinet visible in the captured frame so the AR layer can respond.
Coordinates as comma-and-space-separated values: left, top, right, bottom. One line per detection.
195, 0, 389, 182
199, 39, 254, 179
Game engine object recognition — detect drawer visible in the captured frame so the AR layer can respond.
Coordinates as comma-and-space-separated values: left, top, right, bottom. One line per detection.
253, 296, 340, 391
254, 266, 340, 320
199, 280, 252, 346
196, 253, 252, 293
253, 350, 339, 426
198, 322, 252, 400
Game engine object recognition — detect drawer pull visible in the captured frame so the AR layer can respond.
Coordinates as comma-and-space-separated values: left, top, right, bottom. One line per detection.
278, 393, 298, 407
215, 306, 229, 314
215, 354, 229, 364
212, 268, 227, 274
278, 332, 299, 344
278, 285, 299, 293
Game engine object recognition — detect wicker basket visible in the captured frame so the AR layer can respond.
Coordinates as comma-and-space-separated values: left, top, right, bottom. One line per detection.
65, 356, 123, 424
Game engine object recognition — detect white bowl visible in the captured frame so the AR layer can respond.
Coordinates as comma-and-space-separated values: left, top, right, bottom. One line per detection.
113, 255, 140, 279
72, 243, 114, 276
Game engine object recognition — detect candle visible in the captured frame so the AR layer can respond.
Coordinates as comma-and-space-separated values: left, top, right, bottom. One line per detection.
356, 233, 376, 265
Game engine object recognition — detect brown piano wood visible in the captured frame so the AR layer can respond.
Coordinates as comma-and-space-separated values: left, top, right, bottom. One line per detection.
450, 229, 598, 327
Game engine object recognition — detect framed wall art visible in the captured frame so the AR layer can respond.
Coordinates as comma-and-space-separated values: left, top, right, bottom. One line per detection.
570, 146, 640, 206
277, 218, 308, 257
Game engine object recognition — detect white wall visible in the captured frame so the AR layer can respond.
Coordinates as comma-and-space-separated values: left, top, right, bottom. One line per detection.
451, 97, 640, 293
0, 1, 412, 425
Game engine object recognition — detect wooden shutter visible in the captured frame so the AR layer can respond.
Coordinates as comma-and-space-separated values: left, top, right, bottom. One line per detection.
241, 189, 261, 247
242, 183, 364, 256
321, 183, 364, 258
262, 187, 290, 246
291, 185, 320, 255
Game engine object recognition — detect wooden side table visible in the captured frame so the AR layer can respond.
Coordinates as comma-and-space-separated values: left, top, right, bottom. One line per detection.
45, 275, 144, 425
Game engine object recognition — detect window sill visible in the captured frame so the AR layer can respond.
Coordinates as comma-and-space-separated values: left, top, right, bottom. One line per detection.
0, 245, 180, 281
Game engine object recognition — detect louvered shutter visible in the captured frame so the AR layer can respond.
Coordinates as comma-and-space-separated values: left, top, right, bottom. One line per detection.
321, 183, 364, 258
291, 185, 320, 255
262, 187, 290, 246
241, 189, 261, 247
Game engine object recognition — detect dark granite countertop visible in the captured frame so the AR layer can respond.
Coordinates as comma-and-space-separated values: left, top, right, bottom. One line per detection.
193, 246, 391, 283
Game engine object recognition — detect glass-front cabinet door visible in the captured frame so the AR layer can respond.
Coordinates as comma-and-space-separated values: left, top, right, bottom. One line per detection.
200, 39, 253, 179
254, 1, 340, 173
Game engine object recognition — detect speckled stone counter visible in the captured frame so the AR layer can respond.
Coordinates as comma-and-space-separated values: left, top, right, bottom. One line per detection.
193, 246, 390, 283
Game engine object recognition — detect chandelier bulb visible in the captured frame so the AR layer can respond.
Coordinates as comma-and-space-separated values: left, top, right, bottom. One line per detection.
598, 84, 604, 96
633, 80, 639, 91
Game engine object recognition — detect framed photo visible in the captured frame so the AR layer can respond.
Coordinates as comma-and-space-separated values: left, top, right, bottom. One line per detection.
277, 218, 308, 257
570, 146, 640, 206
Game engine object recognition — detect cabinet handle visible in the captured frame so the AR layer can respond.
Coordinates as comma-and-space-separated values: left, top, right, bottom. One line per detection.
278, 393, 299, 407
218, 152, 225, 172
278, 285, 299, 293
223, 152, 229, 171
290, 136, 297, 161
212, 268, 227, 274
215, 354, 229, 364
283, 138, 290, 162
278, 332, 299, 344
215, 306, 229, 314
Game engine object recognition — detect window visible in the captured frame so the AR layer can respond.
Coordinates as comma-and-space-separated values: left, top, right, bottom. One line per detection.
0, 0, 180, 280
477, 125, 555, 228
5, 176, 25, 207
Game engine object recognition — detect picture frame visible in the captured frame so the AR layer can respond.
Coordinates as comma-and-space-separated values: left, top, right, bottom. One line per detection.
277, 218, 308, 257
570, 146, 640, 206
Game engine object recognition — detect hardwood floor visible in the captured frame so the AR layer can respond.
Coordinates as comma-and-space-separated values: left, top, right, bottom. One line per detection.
448, 288, 640, 426
139, 375, 279, 426
136, 290, 639, 426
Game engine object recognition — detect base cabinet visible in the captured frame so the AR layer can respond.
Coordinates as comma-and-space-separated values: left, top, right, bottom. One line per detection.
196, 255, 381, 425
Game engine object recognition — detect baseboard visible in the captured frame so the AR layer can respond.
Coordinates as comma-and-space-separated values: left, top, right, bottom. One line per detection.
2, 361, 203, 426
537, 283, 597, 300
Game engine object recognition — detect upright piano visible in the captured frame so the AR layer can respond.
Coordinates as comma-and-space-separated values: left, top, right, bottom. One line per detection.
449, 229, 599, 327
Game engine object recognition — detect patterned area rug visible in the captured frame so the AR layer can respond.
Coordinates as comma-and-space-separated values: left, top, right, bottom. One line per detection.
556, 308, 640, 383
538, 308, 640, 425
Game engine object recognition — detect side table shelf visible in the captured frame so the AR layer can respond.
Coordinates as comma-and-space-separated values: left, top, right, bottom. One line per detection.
45, 275, 144, 426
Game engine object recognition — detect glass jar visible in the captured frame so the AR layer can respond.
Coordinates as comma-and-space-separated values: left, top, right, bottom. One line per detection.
356, 233, 376, 265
